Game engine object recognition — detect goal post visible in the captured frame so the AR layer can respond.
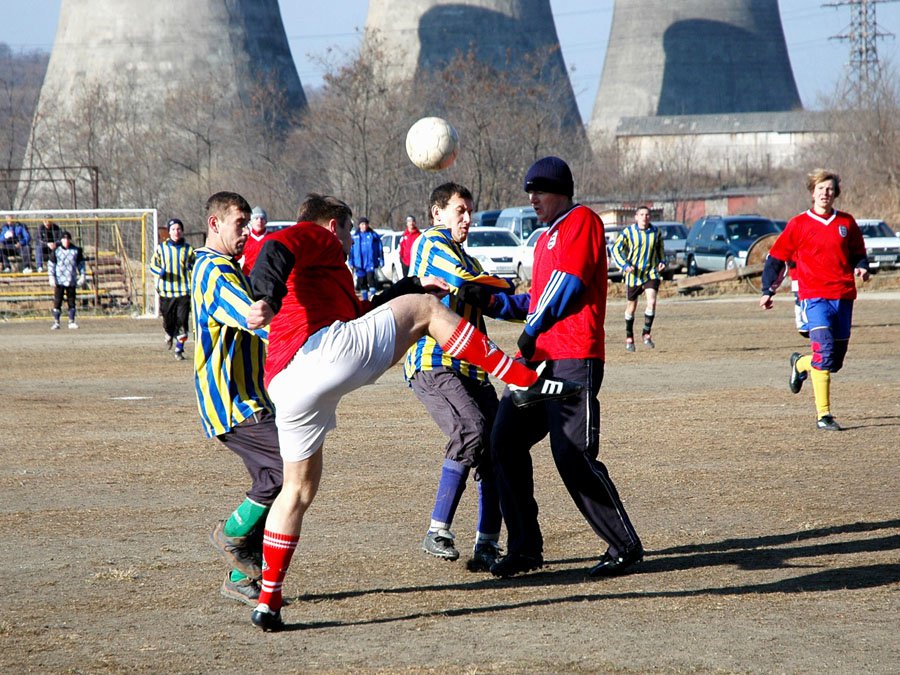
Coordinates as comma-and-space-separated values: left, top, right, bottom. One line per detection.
1, 208, 159, 317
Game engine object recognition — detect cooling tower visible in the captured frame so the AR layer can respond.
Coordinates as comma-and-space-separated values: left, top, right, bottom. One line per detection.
364, 0, 582, 128
589, 0, 801, 140
22, 0, 305, 208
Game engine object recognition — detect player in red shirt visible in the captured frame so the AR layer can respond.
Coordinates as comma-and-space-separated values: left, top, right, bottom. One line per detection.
760, 169, 869, 431
239, 206, 269, 274
244, 193, 583, 631
479, 157, 643, 579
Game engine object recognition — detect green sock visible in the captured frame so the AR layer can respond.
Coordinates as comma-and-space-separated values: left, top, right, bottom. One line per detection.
223, 498, 268, 538
230, 569, 248, 583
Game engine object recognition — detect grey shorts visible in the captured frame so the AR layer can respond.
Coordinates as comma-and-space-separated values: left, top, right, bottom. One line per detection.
409, 367, 499, 475
216, 411, 283, 505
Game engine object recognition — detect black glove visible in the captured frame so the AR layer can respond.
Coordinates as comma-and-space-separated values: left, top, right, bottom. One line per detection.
517, 330, 537, 360
370, 276, 424, 308
456, 282, 495, 310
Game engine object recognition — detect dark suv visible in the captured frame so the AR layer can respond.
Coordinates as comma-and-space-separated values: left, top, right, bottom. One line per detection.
685, 215, 780, 275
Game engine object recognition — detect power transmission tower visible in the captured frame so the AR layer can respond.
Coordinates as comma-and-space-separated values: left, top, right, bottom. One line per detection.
824, 0, 897, 102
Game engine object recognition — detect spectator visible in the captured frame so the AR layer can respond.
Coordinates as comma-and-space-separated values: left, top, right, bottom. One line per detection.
48, 231, 86, 330
399, 214, 422, 276
150, 218, 196, 360
35, 219, 63, 273
1, 215, 34, 273
240, 206, 269, 274
349, 217, 383, 300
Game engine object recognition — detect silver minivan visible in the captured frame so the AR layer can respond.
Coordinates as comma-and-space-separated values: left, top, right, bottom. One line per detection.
495, 206, 541, 243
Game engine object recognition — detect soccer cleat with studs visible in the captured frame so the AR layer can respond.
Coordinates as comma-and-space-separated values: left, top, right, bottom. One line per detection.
642, 334, 655, 349
816, 415, 842, 431
509, 376, 582, 408
789, 352, 806, 394
210, 520, 262, 579
422, 529, 460, 561
466, 541, 502, 572
490, 552, 544, 578
219, 573, 261, 607
625, 338, 635, 352
250, 604, 285, 632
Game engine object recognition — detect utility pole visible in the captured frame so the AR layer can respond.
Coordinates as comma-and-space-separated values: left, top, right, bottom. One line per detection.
824, 0, 897, 102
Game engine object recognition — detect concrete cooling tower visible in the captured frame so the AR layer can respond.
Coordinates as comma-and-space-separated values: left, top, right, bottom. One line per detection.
590, 0, 801, 139
364, 0, 582, 128
22, 0, 305, 207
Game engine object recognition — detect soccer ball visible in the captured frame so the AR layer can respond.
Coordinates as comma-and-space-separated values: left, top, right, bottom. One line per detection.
405, 117, 460, 172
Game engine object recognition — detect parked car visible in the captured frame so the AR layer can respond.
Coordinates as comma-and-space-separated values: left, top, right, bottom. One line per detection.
512, 226, 548, 284
263, 220, 295, 233
472, 209, 502, 228
461, 226, 521, 279
857, 219, 900, 271
495, 206, 541, 243
654, 221, 689, 278
377, 229, 403, 282
604, 224, 623, 280
684, 215, 780, 275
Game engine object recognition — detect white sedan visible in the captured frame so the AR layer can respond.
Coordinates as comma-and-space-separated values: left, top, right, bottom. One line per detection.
857, 219, 900, 271
512, 226, 548, 284
462, 227, 522, 279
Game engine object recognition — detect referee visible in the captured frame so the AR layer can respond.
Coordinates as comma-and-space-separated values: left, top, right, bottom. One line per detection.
150, 218, 195, 360
610, 206, 666, 351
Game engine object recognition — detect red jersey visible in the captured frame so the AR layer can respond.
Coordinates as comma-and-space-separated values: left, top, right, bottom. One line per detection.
769, 209, 866, 301
263, 222, 364, 386
530, 204, 608, 361
241, 230, 268, 274
399, 228, 421, 266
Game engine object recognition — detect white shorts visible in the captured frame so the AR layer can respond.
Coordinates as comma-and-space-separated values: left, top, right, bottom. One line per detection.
267, 304, 397, 463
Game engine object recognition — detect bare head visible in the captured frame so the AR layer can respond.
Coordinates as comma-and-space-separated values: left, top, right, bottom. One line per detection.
297, 193, 354, 255
429, 182, 474, 244
806, 169, 841, 215
205, 191, 252, 257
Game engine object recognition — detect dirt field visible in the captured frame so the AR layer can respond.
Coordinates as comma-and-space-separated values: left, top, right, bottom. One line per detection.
1, 286, 898, 673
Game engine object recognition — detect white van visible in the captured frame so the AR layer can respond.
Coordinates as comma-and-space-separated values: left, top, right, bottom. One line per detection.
495, 206, 541, 243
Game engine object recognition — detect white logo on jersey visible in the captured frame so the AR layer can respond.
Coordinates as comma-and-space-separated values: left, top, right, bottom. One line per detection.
547, 231, 558, 250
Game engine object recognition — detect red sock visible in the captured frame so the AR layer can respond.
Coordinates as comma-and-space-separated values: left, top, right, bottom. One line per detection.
441, 318, 537, 387
258, 529, 299, 611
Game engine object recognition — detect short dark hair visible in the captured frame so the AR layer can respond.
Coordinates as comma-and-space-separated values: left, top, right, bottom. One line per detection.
428, 182, 473, 218
297, 193, 352, 225
205, 191, 251, 220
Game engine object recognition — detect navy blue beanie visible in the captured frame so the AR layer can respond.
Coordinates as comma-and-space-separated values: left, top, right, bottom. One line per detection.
524, 156, 574, 197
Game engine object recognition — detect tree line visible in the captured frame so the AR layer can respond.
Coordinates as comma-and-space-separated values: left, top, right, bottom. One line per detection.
1, 40, 898, 228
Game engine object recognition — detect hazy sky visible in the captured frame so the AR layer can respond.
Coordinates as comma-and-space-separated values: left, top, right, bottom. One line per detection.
2, 0, 898, 122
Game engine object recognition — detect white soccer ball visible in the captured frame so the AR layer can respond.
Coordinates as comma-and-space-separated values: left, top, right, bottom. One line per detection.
405, 116, 460, 172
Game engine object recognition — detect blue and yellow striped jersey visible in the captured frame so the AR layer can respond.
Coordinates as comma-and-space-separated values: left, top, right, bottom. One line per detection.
191, 247, 271, 438
151, 239, 195, 297
403, 227, 515, 381
611, 224, 665, 286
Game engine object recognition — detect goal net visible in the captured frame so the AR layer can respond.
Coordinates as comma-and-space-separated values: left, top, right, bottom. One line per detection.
0, 208, 158, 318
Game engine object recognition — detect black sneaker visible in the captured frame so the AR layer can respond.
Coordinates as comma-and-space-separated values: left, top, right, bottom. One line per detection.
250, 604, 285, 632
175, 350, 186, 361
422, 529, 459, 561
489, 552, 543, 578
587, 546, 644, 578
816, 415, 842, 431
210, 521, 262, 579
220, 573, 260, 606
509, 377, 582, 409
466, 541, 502, 572
789, 352, 806, 394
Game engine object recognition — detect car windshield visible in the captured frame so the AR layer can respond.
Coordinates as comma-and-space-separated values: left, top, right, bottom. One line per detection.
860, 221, 895, 238
658, 225, 687, 240
526, 228, 547, 246
468, 230, 520, 247
520, 217, 540, 240
726, 219, 778, 241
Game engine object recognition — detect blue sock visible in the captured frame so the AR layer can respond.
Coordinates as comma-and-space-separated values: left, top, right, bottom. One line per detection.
429, 459, 469, 530
476, 476, 502, 539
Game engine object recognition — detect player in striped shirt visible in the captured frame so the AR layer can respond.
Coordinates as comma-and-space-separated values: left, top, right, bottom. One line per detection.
150, 218, 196, 360
405, 182, 516, 571
610, 206, 666, 351
191, 191, 283, 607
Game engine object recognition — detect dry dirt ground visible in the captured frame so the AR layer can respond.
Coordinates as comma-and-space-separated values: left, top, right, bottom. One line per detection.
1, 284, 898, 673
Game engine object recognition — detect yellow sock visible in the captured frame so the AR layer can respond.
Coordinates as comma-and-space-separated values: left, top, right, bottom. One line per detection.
809, 368, 831, 418
796, 354, 813, 376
